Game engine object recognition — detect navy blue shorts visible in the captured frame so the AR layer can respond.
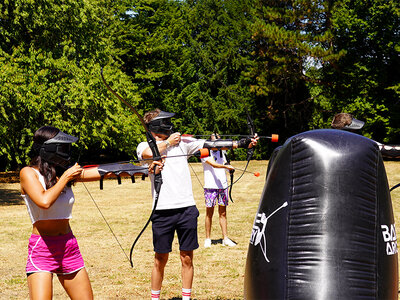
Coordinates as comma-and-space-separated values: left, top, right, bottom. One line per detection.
151, 205, 199, 253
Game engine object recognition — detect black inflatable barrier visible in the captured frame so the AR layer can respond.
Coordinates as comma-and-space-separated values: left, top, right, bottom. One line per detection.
244, 129, 398, 299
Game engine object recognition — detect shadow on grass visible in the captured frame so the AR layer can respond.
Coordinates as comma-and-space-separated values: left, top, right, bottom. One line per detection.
168, 297, 239, 300
212, 238, 224, 245
211, 238, 238, 245
0, 188, 23, 206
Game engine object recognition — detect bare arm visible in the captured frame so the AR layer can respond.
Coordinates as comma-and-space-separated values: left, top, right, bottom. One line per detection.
205, 157, 235, 171
141, 132, 181, 159
20, 164, 82, 209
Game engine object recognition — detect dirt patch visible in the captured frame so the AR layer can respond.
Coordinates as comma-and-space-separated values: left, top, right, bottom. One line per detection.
0, 172, 19, 183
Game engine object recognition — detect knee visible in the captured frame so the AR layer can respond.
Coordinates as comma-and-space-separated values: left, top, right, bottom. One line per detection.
180, 252, 193, 268
206, 207, 215, 218
154, 253, 168, 269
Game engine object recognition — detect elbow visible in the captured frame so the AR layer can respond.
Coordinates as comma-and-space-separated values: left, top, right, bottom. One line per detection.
40, 203, 52, 210
38, 199, 53, 209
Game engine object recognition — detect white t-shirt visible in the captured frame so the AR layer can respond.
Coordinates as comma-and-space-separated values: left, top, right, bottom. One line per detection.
137, 136, 205, 210
21, 168, 75, 224
201, 150, 228, 189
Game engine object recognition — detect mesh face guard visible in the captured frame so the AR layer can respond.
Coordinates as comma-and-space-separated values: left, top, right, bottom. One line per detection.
148, 111, 175, 136
39, 131, 78, 168
343, 118, 365, 130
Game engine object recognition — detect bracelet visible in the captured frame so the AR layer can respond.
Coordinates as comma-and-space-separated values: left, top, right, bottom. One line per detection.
164, 140, 171, 148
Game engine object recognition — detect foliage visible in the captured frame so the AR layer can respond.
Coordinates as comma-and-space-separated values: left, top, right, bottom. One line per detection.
0, 0, 399, 170
0, 0, 144, 170
115, 0, 266, 159
248, 0, 344, 139
310, 0, 400, 142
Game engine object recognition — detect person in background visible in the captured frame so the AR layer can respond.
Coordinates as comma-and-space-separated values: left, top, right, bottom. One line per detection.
331, 113, 400, 158
20, 126, 161, 299
201, 133, 236, 248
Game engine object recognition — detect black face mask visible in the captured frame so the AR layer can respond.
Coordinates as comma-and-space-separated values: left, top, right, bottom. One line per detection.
148, 119, 175, 136
148, 110, 176, 137
40, 143, 72, 168
37, 131, 78, 168
343, 118, 365, 130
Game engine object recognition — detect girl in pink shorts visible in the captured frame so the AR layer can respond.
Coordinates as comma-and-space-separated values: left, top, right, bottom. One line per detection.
21, 126, 163, 299
20, 126, 94, 299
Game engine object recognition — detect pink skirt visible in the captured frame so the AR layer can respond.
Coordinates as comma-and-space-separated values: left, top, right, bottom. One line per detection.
26, 231, 85, 275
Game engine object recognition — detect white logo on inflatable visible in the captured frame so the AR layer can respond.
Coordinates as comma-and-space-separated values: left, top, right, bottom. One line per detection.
250, 201, 288, 262
381, 224, 398, 255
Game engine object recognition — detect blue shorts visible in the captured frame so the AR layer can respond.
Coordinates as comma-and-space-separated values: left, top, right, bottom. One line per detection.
151, 205, 199, 253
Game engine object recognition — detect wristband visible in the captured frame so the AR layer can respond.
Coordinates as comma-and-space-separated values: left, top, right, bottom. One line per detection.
237, 137, 251, 148
164, 140, 171, 148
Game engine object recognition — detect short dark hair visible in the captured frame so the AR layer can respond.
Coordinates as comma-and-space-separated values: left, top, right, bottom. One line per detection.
331, 113, 354, 129
143, 109, 161, 124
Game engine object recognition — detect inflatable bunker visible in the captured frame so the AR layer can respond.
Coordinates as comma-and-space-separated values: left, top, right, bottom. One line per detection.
244, 129, 398, 299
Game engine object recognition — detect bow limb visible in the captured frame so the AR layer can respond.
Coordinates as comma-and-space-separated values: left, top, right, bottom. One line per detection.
101, 67, 162, 267
390, 183, 400, 192
246, 110, 256, 161
223, 150, 235, 203
228, 172, 234, 202
229, 111, 256, 186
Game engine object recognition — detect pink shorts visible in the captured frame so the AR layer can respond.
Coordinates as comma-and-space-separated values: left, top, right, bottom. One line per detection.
26, 232, 85, 275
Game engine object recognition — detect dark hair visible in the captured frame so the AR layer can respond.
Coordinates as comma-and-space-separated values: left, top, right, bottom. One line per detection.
143, 108, 161, 124
331, 113, 353, 129
30, 126, 60, 189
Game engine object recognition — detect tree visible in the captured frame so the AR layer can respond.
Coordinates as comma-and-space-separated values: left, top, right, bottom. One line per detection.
0, 0, 144, 170
248, 0, 342, 139
312, 0, 400, 142
115, 0, 266, 158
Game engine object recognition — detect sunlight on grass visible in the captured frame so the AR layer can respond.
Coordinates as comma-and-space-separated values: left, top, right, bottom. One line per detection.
0, 161, 399, 299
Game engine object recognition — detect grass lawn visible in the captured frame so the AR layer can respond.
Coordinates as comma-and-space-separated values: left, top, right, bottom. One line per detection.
0, 160, 399, 299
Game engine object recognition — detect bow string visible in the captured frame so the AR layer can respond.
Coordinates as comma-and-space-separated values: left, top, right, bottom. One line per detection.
101, 67, 162, 268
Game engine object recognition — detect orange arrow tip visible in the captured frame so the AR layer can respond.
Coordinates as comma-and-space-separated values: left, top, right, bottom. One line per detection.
271, 134, 279, 142
198, 148, 210, 158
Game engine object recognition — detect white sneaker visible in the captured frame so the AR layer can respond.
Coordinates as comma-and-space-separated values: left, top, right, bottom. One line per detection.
204, 238, 211, 248
222, 238, 236, 247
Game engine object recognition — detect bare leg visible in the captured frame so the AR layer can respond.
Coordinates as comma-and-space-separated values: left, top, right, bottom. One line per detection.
151, 252, 169, 290
218, 205, 228, 239
205, 207, 215, 239
27, 272, 53, 300
58, 268, 93, 300
180, 250, 194, 289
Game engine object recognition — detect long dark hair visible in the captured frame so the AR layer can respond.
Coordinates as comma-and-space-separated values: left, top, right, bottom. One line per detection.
29, 126, 60, 189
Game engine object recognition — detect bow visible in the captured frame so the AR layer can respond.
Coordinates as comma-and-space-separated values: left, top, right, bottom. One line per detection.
100, 67, 162, 267
222, 149, 235, 203
229, 111, 256, 187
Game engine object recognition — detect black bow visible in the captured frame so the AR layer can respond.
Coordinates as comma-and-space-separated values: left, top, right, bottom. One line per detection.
101, 67, 163, 267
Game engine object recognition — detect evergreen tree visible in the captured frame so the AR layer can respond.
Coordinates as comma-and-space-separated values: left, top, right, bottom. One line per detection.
248, 0, 342, 138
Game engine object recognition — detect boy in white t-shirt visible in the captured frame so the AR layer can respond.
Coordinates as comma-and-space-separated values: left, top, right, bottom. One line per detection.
137, 109, 259, 300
